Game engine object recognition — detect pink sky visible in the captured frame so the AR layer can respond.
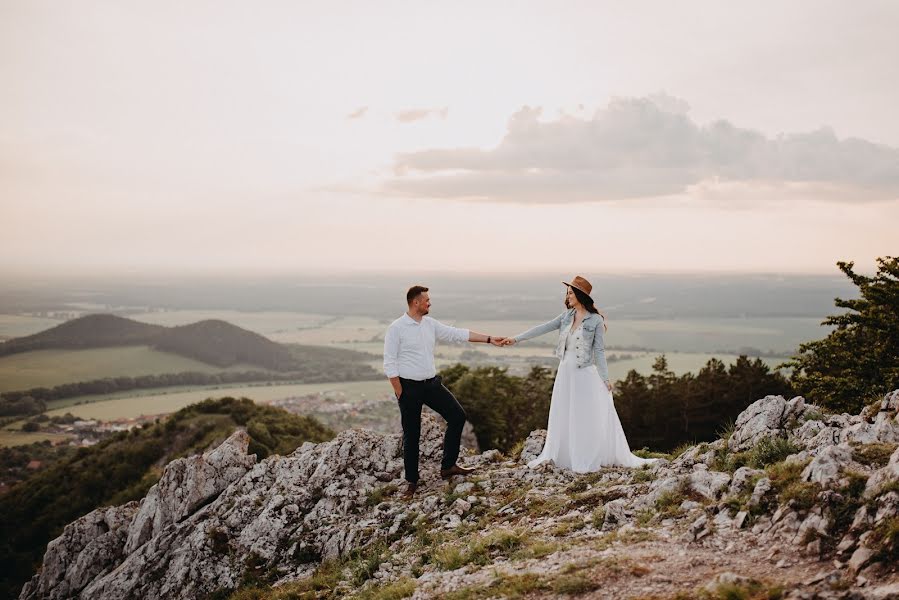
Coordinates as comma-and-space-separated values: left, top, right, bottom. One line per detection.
2, 1, 897, 275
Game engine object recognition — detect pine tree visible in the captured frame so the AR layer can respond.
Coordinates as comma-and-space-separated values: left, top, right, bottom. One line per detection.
781, 256, 899, 412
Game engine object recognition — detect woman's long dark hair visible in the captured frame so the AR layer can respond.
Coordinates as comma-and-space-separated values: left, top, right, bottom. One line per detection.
566, 286, 608, 332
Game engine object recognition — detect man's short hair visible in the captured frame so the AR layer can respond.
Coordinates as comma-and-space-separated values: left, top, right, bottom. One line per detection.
406, 285, 429, 305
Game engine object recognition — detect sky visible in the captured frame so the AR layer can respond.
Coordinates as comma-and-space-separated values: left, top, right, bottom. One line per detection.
2, 0, 898, 276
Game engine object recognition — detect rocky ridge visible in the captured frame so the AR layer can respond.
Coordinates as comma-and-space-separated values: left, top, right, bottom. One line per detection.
19, 389, 899, 599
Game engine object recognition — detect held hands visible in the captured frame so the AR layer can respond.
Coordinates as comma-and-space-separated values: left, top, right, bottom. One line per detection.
484, 335, 515, 347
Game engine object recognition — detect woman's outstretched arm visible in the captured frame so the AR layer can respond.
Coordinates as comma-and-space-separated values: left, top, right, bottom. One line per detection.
508, 311, 565, 344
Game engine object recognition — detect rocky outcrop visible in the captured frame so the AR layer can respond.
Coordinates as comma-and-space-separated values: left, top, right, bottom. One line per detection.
728, 394, 811, 451
20, 389, 899, 599
20, 503, 139, 600
124, 429, 257, 555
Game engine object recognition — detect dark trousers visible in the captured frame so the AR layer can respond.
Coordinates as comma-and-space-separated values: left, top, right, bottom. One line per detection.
397, 375, 467, 484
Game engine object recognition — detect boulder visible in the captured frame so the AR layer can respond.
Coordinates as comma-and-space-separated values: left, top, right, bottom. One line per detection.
864, 445, 899, 499
800, 444, 858, 486
728, 395, 809, 452
520, 430, 546, 463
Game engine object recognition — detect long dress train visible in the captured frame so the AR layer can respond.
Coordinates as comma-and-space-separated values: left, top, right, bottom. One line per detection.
527, 326, 659, 472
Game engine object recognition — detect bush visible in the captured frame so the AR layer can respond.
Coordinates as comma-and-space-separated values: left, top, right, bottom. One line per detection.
782, 256, 899, 413
440, 365, 552, 453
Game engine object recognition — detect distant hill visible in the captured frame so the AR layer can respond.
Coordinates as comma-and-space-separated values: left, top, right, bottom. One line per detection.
0, 314, 299, 372
153, 319, 298, 370
0, 314, 165, 355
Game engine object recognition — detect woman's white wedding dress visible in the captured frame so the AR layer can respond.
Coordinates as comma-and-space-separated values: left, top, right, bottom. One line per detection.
528, 324, 659, 472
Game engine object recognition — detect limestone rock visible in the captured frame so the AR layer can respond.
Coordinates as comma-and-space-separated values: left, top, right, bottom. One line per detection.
801, 444, 857, 486
728, 466, 764, 497
19, 503, 139, 600
728, 395, 809, 452
689, 469, 731, 501
864, 445, 899, 499
125, 429, 257, 555
749, 477, 772, 508
520, 429, 546, 463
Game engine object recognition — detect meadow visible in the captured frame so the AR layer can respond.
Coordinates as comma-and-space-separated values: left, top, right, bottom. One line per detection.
42, 379, 390, 420
0, 346, 275, 393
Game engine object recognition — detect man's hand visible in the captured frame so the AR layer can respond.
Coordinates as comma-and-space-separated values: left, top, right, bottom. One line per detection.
489, 336, 506, 347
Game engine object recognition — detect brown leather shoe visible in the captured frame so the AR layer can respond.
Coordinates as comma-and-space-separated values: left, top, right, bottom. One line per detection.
440, 464, 476, 479
401, 482, 418, 500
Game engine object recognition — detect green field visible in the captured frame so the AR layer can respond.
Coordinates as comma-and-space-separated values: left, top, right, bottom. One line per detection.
0, 431, 71, 447
44, 379, 389, 420
0, 346, 274, 393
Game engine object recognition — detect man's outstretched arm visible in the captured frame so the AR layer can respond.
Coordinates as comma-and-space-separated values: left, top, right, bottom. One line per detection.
433, 319, 504, 346
468, 331, 506, 346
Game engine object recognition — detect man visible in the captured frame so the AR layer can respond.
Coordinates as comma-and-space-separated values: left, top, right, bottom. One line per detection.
384, 285, 505, 499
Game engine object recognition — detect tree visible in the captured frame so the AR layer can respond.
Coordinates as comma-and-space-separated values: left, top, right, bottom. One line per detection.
781, 256, 899, 413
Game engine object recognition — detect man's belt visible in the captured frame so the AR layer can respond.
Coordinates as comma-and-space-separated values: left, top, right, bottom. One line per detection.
399, 375, 440, 385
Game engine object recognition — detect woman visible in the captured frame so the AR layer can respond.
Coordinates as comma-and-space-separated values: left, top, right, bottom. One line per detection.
503, 275, 659, 472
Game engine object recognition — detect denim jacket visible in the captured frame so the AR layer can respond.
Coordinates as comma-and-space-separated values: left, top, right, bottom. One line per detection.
512, 309, 609, 381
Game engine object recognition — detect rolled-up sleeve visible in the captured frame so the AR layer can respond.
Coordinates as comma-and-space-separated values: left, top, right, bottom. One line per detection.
383, 325, 400, 378
433, 319, 470, 344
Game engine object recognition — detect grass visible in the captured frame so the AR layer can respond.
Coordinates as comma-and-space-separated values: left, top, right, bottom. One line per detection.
352, 578, 416, 600
712, 435, 801, 473
226, 537, 399, 599
851, 442, 898, 468
565, 472, 604, 493
802, 408, 827, 422
549, 516, 587, 537
591, 528, 657, 551
442, 573, 545, 600
365, 484, 398, 507
765, 457, 818, 512
870, 516, 899, 563
508, 439, 525, 460
654, 476, 706, 519
522, 494, 570, 519
667, 442, 695, 459
701, 579, 784, 600
551, 573, 599, 595
632, 465, 656, 483
633, 447, 672, 459
432, 529, 527, 570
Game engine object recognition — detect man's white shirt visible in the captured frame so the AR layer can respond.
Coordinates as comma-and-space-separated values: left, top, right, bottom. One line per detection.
383, 313, 470, 380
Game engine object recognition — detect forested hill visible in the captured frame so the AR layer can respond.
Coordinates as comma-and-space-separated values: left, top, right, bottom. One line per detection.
152, 319, 298, 370
0, 314, 299, 371
0, 314, 166, 354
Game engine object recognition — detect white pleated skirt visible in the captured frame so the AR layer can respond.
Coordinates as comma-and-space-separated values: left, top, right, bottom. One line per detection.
527, 352, 660, 472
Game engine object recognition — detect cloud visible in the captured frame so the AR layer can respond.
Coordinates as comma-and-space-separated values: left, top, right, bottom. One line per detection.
384, 94, 899, 203
346, 106, 368, 120
395, 107, 449, 123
